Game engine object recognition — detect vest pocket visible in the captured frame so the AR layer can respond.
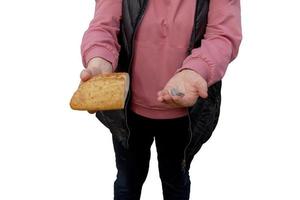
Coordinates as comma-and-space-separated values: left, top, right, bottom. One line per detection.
95, 111, 111, 129
95, 109, 129, 146
187, 81, 222, 157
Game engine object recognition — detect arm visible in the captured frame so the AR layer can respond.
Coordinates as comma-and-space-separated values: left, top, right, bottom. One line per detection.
175, 0, 242, 87
80, 0, 122, 71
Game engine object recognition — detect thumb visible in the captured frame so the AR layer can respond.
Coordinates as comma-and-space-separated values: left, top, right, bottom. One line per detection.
80, 69, 92, 82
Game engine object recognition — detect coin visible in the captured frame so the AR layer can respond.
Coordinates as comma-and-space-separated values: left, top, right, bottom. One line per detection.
170, 88, 185, 97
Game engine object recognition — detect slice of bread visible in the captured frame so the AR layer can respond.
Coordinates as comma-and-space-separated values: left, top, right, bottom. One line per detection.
70, 72, 129, 111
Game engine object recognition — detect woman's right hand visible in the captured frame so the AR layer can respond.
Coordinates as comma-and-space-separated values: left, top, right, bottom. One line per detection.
80, 57, 113, 114
80, 57, 113, 81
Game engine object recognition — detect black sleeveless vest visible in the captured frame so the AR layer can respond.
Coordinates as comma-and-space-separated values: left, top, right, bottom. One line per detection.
96, 0, 222, 169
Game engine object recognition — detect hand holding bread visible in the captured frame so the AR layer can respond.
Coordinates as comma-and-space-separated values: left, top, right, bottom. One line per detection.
70, 57, 130, 113
80, 57, 113, 81
79, 57, 113, 113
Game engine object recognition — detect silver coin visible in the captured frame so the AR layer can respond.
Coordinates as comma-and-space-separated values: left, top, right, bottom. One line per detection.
170, 88, 185, 97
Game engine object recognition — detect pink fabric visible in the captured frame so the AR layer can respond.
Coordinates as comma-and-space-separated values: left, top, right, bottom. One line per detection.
81, 0, 242, 119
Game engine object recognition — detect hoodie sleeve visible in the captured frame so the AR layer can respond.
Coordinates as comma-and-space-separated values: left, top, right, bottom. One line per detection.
81, 0, 122, 71
175, 0, 242, 87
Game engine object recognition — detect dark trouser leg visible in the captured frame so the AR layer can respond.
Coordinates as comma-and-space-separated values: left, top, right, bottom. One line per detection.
112, 108, 154, 200
154, 115, 191, 200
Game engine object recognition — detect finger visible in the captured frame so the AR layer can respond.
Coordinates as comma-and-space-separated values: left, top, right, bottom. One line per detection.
157, 90, 163, 97
193, 81, 208, 98
80, 69, 92, 82
199, 88, 208, 98
162, 89, 183, 107
157, 90, 163, 101
171, 90, 188, 107
171, 94, 183, 104
158, 88, 183, 107
164, 96, 182, 107
158, 89, 169, 96
161, 89, 173, 102
157, 89, 170, 102
159, 95, 177, 107
157, 95, 164, 102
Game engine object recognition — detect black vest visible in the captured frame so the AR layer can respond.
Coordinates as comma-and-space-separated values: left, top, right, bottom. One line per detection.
96, 0, 222, 169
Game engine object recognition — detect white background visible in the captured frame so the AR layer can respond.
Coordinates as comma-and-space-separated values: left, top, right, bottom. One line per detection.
0, 0, 299, 199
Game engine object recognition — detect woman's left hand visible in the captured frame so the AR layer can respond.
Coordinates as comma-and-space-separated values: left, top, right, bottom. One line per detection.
157, 69, 208, 108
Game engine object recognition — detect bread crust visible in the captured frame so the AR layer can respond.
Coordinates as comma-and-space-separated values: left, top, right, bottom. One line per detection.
70, 72, 129, 111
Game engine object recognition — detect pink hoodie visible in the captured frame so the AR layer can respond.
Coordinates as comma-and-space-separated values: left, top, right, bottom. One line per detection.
81, 0, 242, 119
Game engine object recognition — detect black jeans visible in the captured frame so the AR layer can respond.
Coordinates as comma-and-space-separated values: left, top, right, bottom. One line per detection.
112, 107, 192, 200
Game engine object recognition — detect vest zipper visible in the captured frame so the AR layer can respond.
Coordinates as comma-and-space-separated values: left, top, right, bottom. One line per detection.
124, 0, 149, 149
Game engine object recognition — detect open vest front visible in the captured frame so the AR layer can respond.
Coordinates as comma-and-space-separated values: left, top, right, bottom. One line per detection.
96, 0, 222, 169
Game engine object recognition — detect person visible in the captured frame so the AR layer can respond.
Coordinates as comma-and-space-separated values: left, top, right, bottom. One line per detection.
79, 0, 242, 199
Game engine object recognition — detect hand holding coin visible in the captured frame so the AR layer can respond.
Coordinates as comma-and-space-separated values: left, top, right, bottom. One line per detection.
157, 69, 208, 107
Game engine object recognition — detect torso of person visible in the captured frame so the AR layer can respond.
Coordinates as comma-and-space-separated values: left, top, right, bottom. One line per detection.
130, 0, 196, 119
